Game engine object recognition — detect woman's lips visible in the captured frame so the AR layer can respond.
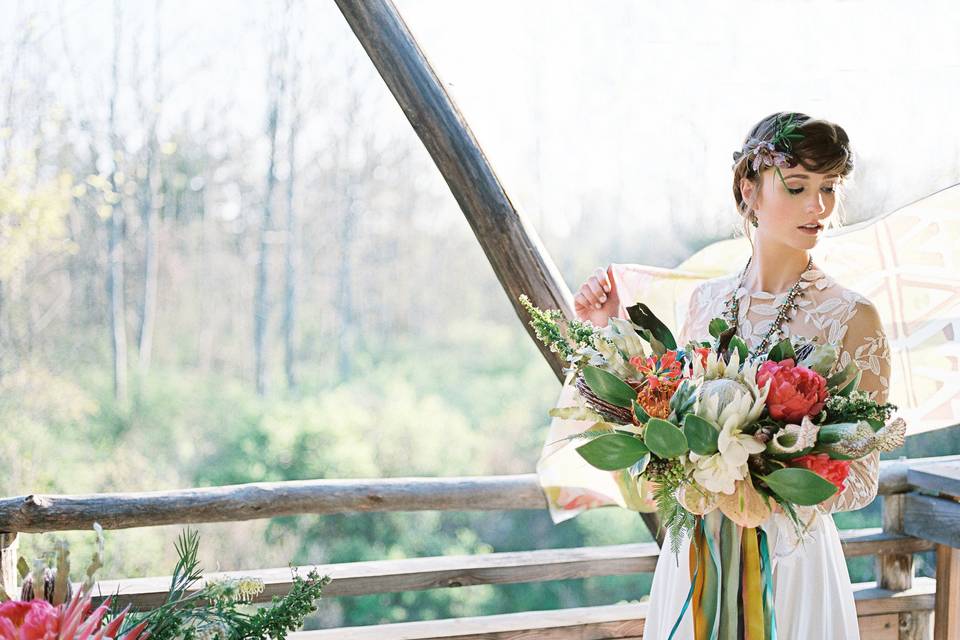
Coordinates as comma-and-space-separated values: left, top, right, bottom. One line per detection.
798, 224, 822, 235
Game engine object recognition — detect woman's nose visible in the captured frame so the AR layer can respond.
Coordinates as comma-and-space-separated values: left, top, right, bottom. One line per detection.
807, 192, 826, 214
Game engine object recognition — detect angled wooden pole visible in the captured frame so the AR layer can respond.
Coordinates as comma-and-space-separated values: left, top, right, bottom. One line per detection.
331, 0, 572, 381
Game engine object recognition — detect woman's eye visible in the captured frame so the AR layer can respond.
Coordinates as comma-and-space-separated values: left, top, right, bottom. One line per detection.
787, 186, 836, 195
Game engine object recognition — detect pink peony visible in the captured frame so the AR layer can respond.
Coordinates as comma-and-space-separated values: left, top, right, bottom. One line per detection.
756, 358, 828, 423
792, 453, 852, 491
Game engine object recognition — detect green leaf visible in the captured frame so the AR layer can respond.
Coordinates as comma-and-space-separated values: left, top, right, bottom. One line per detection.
682, 414, 719, 455
629, 453, 651, 479
728, 335, 748, 363
708, 318, 730, 339
632, 399, 650, 424
625, 303, 677, 350
576, 433, 650, 471
582, 366, 637, 408
760, 468, 838, 506
644, 418, 689, 458
826, 361, 858, 389
767, 338, 796, 363
838, 369, 862, 397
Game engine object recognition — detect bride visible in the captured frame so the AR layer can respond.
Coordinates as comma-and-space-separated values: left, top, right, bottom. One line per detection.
571, 112, 891, 639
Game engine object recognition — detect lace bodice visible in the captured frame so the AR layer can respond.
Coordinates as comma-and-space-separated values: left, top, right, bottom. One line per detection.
676, 263, 892, 515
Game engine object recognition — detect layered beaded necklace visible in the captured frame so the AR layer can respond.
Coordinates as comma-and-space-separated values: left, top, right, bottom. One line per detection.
722, 255, 814, 355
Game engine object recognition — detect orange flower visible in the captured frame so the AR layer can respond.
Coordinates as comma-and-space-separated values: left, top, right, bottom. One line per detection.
630, 350, 684, 419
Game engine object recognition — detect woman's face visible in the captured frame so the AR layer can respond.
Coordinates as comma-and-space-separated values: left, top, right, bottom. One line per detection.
742, 168, 839, 251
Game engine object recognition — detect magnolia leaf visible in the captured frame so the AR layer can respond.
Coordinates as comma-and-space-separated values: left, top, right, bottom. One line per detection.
582, 365, 637, 408
760, 468, 838, 506
682, 413, 720, 455
644, 418, 689, 458
576, 433, 650, 471
625, 302, 677, 350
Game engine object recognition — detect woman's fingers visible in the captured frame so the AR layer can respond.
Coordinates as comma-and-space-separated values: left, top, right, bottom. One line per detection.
595, 267, 612, 293
573, 291, 591, 311
587, 278, 606, 308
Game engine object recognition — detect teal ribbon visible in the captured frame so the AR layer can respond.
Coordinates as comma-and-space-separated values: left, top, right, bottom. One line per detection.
668, 518, 703, 640
758, 527, 778, 639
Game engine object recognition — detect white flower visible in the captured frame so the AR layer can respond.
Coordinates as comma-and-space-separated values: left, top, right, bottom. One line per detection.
688, 450, 743, 495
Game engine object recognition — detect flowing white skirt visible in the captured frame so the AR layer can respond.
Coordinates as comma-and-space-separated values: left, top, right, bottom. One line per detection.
643, 512, 861, 639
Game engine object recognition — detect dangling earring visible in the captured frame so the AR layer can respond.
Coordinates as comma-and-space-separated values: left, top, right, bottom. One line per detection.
750, 212, 759, 228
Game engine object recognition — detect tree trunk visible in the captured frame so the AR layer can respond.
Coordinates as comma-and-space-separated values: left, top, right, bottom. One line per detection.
107, 0, 128, 405
282, 14, 301, 391
137, 0, 164, 376
254, 21, 286, 396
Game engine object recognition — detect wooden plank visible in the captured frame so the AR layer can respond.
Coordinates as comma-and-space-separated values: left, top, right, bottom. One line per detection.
854, 578, 937, 616
904, 493, 960, 548
935, 545, 960, 640
1, 457, 950, 534
841, 527, 935, 557
85, 530, 916, 609
859, 614, 900, 640
285, 582, 936, 640
293, 602, 648, 640
908, 461, 960, 497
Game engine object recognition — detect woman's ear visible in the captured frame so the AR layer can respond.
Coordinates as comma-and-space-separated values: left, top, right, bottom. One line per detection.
740, 177, 758, 211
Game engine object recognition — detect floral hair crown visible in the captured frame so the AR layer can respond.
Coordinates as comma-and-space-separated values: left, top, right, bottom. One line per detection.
732, 113, 805, 187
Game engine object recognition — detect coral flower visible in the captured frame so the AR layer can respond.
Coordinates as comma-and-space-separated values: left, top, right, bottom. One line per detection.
792, 453, 852, 491
756, 358, 828, 423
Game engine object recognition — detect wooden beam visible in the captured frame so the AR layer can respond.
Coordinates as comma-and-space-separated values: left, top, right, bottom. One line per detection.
0, 475, 548, 533
331, 0, 574, 381
84, 529, 914, 609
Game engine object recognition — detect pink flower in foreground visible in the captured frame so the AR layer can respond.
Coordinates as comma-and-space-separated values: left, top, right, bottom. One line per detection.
756, 358, 828, 423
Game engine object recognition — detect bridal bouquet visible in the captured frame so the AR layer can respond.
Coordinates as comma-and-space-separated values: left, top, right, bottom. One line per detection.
520, 294, 905, 638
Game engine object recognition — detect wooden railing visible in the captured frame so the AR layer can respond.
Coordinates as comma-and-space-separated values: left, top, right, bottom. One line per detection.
2, 455, 959, 640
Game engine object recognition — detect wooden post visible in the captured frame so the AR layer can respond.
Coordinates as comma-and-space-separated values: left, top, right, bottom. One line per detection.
876, 495, 931, 638
934, 544, 960, 640
0, 532, 18, 599
331, 0, 574, 382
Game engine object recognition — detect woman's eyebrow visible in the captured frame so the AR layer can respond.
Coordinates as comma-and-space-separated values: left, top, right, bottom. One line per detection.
784, 173, 840, 179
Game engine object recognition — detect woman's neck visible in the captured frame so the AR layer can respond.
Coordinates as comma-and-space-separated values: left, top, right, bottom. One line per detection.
743, 242, 811, 295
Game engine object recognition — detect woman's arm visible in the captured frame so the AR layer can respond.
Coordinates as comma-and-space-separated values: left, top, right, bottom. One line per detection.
816, 300, 892, 515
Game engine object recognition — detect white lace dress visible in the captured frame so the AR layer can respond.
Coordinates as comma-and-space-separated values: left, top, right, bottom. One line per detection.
643, 264, 892, 640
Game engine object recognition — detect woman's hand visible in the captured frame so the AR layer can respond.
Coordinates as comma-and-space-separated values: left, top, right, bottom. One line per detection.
574, 265, 621, 327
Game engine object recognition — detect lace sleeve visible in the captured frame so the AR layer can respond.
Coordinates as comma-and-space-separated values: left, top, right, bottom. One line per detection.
817, 300, 891, 515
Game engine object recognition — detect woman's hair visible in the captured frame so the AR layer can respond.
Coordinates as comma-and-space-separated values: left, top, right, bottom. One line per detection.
732, 112, 855, 239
